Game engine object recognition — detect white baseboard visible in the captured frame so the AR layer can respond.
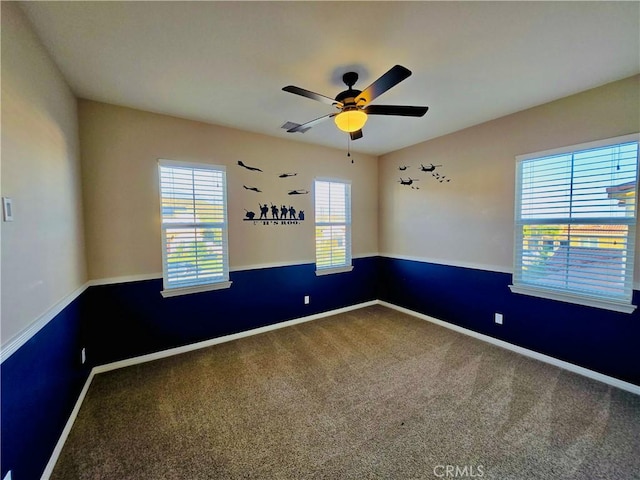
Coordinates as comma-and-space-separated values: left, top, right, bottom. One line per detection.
40, 370, 96, 480
40, 298, 639, 479
40, 300, 377, 479
94, 300, 378, 374
378, 300, 640, 396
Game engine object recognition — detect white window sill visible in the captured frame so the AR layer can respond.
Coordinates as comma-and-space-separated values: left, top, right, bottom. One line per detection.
161, 280, 232, 298
315, 265, 354, 276
509, 284, 636, 314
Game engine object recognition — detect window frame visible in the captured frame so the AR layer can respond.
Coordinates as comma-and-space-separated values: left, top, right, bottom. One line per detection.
314, 178, 353, 276
158, 159, 232, 298
509, 133, 639, 313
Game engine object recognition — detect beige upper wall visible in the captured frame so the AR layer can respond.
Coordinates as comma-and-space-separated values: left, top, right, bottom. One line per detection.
79, 100, 378, 280
379, 75, 640, 276
1, 2, 86, 345
3, 0, 636, 348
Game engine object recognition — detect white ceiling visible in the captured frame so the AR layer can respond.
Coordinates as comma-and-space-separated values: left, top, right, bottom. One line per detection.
19, 1, 640, 156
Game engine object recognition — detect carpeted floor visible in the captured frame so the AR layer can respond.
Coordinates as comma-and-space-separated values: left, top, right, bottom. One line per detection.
51, 305, 640, 479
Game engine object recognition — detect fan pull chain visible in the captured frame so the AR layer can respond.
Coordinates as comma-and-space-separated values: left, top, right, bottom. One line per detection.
347, 136, 353, 164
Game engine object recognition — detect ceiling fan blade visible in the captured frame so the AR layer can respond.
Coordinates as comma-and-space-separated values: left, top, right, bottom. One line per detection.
286, 112, 337, 132
364, 105, 429, 117
355, 65, 412, 105
349, 129, 363, 141
282, 86, 340, 106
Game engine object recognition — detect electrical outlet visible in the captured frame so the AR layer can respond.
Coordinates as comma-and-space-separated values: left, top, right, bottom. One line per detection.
495, 313, 503, 325
304, 295, 310, 305
81, 347, 86, 364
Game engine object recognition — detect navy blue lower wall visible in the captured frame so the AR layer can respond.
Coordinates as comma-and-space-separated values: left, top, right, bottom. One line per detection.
1, 258, 377, 478
84, 257, 379, 366
1, 295, 90, 480
378, 256, 640, 387
4, 254, 640, 479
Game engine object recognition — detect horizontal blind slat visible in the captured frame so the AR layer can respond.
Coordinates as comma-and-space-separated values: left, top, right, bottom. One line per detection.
160, 163, 228, 290
315, 180, 351, 269
514, 139, 638, 305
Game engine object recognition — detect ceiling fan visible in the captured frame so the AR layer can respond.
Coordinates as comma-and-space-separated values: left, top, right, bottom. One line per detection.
282, 65, 428, 140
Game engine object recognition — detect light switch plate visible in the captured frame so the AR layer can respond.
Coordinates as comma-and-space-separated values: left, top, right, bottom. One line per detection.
2, 197, 13, 222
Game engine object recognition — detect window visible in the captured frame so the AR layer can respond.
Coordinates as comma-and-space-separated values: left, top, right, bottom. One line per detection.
511, 134, 639, 313
314, 179, 353, 275
158, 160, 231, 297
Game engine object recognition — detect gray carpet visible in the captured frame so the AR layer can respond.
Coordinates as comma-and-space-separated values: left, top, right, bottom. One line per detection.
51, 305, 640, 479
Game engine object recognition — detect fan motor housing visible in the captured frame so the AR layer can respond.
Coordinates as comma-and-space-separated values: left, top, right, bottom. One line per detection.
335, 89, 362, 105
335, 71, 363, 106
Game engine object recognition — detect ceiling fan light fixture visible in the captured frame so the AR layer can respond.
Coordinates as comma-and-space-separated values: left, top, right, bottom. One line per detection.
334, 109, 367, 133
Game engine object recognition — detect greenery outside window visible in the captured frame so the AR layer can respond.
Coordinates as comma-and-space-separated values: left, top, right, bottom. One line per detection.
511, 134, 639, 313
314, 179, 353, 275
158, 160, 231, 297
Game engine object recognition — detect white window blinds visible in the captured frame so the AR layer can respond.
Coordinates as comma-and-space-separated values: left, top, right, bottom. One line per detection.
512, 134, 639, 312
315, 179, 352, 272
159, 161, 229, 295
